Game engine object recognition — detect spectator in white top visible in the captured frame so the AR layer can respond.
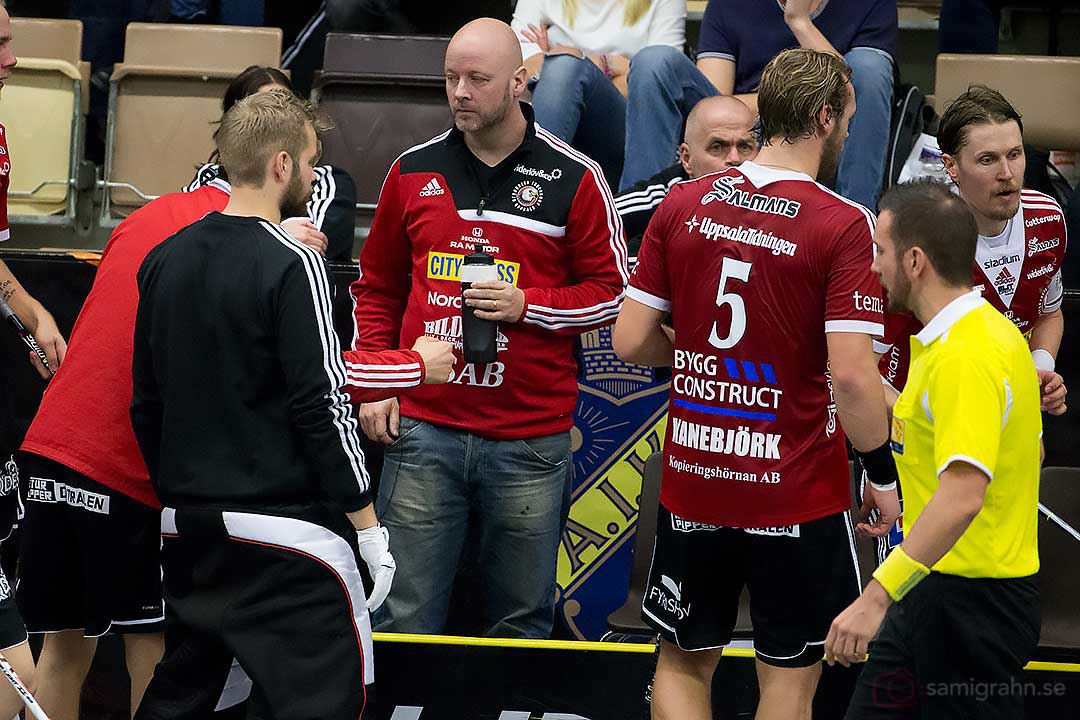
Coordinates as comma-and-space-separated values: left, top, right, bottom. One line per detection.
512, 0, 685, 188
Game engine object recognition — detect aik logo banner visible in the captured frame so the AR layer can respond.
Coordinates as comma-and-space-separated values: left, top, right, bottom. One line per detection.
557, 325, 669, 640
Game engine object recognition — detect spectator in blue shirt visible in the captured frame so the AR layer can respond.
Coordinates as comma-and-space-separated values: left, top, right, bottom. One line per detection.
620, 0, 896, 211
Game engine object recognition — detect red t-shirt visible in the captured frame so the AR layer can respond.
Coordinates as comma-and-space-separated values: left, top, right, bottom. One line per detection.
0, 123, 10, 242
23, 183, 426, 507
878, 189, 1067, 391
629, 162, 884, 527
21, 186, 231, 507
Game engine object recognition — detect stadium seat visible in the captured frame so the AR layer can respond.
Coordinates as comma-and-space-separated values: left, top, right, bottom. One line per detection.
1037, 466, 1080, 653
101, 23, 282, 220
10, 18, 90, 114
314, 34, 451, 219
0, 19, 87, 221
934, 54, 1080, 150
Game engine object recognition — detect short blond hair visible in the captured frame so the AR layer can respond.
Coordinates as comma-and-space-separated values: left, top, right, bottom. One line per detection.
757, 48, 852, 146
216, 89, 330, 187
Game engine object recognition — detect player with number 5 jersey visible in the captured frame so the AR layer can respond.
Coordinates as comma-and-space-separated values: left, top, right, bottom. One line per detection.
614, 49, 901, 720
629, 157, 882, 525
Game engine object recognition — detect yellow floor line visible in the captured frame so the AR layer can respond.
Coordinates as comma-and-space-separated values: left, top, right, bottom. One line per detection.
371, 633, 1080, 671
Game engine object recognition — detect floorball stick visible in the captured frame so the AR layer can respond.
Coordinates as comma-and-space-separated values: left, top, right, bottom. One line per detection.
0, 651, 49, 720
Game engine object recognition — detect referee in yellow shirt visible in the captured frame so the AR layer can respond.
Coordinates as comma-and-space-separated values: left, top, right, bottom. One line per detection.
826, 179, 1042, 719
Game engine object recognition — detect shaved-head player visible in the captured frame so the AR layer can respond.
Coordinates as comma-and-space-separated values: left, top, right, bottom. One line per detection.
616, 95, 758, 255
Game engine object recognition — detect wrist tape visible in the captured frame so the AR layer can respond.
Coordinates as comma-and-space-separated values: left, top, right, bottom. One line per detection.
873, 546, 930, 602
855, 439, 899, 491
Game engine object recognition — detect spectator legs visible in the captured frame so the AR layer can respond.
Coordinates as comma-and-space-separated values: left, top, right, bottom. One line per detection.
619, 45, 718, 192
531, 54, 627, 190
372, 417, 470, 634
472, 431, 572, 639
838, 47, 894, 211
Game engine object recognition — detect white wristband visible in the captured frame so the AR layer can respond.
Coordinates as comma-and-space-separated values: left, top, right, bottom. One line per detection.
1031, 349, 1055, 373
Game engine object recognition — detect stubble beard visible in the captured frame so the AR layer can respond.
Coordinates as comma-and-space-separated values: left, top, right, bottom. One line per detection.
280, 168, 311, 220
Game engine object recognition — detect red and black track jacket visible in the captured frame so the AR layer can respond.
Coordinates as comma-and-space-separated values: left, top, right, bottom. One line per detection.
352, 104, 628, 439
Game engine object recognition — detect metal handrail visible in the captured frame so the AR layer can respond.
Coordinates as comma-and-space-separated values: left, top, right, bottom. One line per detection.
8, 179, 74, 197
98, 180, 160, 202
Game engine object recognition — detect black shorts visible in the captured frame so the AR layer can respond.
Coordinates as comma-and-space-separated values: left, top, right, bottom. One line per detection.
16, 454, 164, 637
845, 573, 1040, 719
642, 503, 861, 667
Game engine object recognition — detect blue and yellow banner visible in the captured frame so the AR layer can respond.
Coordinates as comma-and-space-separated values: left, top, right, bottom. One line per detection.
558, 325, 669, 640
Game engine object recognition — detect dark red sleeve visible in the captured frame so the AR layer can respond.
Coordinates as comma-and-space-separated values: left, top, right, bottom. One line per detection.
824, 212, 885, 337
520, 168, 629, 334
350, 160, 411, 351
877, 310, 921, 392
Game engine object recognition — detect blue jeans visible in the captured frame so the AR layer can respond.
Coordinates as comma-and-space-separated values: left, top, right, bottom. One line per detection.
372, 416, 572, 638
620, 45, 717, 191
837, 47, 894, 210
530, 54, 626, 190
620, 44, 894, 209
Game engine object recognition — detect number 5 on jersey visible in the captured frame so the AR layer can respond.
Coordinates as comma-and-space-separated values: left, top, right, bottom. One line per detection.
709, 257, 752, 350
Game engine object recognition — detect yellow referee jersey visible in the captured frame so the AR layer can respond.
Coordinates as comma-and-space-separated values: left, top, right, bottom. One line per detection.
890, 290, 1041, 579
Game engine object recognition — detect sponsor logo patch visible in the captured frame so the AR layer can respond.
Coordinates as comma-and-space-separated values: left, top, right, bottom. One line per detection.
1026, 263, 1056, 280
512, 181, 543, 212
1028, 237, 1061, 256
426, 251, 520, 285
1025, 214, 1061, 228
890, 417, 905, 455
983, 253, 1020, 270
26, 476, 110, 514
700, 175, 801, 218
514, 164, 562, 182
418, 178, 445, 197
0, 457, 17, 496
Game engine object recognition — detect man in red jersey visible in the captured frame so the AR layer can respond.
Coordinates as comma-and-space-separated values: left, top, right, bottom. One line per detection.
351, 18, 627, 638
17, 135, 452, 718
878, 86, 1067, 414
871, 86, 1067, 562
613, 48, 901, 720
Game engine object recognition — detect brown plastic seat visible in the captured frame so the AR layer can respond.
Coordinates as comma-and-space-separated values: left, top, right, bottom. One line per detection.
121, 23, 282, 68
1037, 466, 1080, 653
935, 54, 1080, 150
10, 17, 89, 113
102, 23, 282, 219
314, 34, 451, 218
0, 19, 86, 220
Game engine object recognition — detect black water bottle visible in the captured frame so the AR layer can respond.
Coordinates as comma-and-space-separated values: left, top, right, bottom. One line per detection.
461, 244, 499, 364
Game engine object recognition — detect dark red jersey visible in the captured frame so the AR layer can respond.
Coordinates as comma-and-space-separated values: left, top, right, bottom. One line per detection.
630, 162, 884, 527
